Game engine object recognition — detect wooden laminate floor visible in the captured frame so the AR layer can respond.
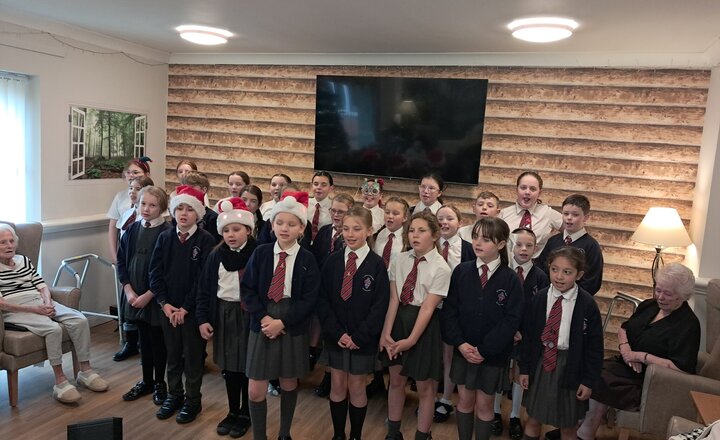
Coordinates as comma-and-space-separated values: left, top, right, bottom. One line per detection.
0, 322, 628, 440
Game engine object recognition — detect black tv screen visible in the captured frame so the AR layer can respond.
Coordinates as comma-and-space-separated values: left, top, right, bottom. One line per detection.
314, 75, 488, 185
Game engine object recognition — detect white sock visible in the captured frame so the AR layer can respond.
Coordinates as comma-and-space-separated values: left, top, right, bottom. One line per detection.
510, 382, 523, 418
493, 392, 503, 414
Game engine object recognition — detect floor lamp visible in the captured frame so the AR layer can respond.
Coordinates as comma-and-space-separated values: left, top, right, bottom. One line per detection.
631, 207, 692, 288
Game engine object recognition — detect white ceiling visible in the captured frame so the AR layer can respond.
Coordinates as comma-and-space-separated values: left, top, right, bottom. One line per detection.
1, 0, 720, 66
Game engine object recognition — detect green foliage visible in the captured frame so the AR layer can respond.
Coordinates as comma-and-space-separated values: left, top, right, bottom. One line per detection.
86, 168, 102, 179
97, 158, 128, 172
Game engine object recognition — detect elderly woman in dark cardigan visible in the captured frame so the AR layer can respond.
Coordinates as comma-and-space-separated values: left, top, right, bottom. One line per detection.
577, 263, 701, 439
0, 224, 108, 403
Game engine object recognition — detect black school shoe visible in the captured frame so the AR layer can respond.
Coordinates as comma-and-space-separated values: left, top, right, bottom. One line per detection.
384, 433, 404, 440
113, 341, 139, 361
217, 413, 239, 435
491, 413, 503, 436
366, 376, 386, 398
230, 415, 251, 438
156, 395, 183, 419
509, 417, 523, 440
122, 380, 153, 401
544, 428, 561, 440
176, 400, 202, 424
153, 382, 167, 406
433, 401, 454, 423
314, 373, 331, 398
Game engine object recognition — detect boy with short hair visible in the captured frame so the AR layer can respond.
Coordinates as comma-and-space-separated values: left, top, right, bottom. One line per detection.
458, 191, 501, 242
180, 172, 222, 243
535, 194, 604, 295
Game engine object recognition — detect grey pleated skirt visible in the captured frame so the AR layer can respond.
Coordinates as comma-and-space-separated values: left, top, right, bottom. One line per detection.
213, 299, 249, 373
327, 347, 377, 375
380, 304, 442, 382
523, 350, 588, 428
450, 350, 507, 395
246, 299, 310, 380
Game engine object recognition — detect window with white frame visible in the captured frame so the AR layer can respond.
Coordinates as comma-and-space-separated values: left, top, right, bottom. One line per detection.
0, 72, 28, 223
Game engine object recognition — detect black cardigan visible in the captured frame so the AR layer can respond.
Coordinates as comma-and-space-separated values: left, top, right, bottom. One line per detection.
311, 224, 345, 268
519, 286, 604, 390
240, 243, 320, 335
316, 250, 390, 354
535, 232, 604, 295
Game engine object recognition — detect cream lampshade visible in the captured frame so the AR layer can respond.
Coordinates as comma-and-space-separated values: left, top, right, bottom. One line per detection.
631, 207, 692, 285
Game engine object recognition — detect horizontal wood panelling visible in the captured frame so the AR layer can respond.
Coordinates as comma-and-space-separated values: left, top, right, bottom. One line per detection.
166, 65, 709, 312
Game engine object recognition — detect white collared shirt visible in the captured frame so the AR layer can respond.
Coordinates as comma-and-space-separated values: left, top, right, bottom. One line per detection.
344, 243, 370, 269
458, 224, 474, 243
545, 284, 579, 350
307, 196, 333, 231
500, 202, 562, 257
176, 224, 198, 240
476, 256, 502, 281
389, 248, 451, 307
511, 258, 534, 282
217, 241, 248, 301
439, 234, 462, 270
413, 200, 442, 215
368, 205, 385, 233
373, 227, 404, 270
564, 228, 587, 244
143, 216, 167, 228
273, 241, 301, 299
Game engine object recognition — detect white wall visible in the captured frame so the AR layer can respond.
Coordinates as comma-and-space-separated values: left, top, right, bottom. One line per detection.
0, 23, 168, 318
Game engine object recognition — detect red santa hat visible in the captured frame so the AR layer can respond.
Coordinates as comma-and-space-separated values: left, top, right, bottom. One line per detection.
170, 185, 206, 221
270, 191, 309, 226
216, 197, 255, 234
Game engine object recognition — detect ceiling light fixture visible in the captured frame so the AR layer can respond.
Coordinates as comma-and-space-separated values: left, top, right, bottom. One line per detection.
507, 17, 578, 43
175, 25, 232, 45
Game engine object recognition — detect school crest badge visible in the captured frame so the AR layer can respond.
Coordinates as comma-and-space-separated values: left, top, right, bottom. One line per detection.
191, 246, 201, 260
495, 289, 507, 306
362, 275, 375, 292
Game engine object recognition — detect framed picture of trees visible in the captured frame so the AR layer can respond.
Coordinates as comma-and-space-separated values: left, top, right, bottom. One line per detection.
69, 105, 147, 180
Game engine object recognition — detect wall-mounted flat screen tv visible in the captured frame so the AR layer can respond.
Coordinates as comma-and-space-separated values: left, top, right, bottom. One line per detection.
314, 75, 488, 185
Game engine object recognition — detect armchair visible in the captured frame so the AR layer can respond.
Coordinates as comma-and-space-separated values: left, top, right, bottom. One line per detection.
616, 279, 720, 440
0, 221, 82, 407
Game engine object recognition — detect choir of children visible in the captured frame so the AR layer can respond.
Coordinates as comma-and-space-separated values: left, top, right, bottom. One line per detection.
107, 167, 608, 440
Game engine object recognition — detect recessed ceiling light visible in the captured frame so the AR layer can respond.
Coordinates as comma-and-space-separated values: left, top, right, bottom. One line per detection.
175, 25, 233, 45
507, 17, 578, 43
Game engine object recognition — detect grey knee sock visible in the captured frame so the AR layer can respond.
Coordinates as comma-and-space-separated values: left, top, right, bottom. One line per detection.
279, 388, 298, 437
248, 400, 267, 440
456, 410, 474, 440
475, 418, 494, 440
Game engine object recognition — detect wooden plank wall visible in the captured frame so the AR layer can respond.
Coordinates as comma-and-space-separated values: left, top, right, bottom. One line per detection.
166, 65, 709, 307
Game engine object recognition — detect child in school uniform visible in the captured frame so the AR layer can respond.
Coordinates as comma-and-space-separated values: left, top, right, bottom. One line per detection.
441, 217, 524, 440
519, 247, 604, 440
307, 171, 335, 242
213, 170, 251, 212
458, 191, 501, 243
196, 198, 258, 438
381, 211, 452, 440
366, 196, 410, 397
492, 228, 550, 439
149, 185, 216, 424
117, 186, 172, 405
259, 173, 292, 221
241, 193, 320, 440
412, 173, 445, 215
317, 207, 390, 440
535, 194, 604, 296
360, 178, 385, 233
434, 205, 475, 424
258, 186, 313, 249
169, 160, 211, 207
311, 192, 356, 397
117, 175, 154, 237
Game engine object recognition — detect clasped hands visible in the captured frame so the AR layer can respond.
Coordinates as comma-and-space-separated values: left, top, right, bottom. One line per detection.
260, 316, 285, 339
162, 303, 188, 327
380, 334, 416, 360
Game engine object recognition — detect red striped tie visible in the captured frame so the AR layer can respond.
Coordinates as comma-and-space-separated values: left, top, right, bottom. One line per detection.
399, 256, 425, 305
516, 266, 524, 284
520, 209, 532, 229
441, 241, 449, 262
479, 264, 489, 288
541, 296, 563, 372
565, 236, 573, 245
340, 252, 358, 301
382, 232, 395, 268
178, 231, 189, 244
311, 203, 321, 241
121, 211, 137, 230
329, 228, 342, 253
267, 252, 288, 303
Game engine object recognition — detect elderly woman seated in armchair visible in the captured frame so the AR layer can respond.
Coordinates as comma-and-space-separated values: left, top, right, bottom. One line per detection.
577, 263, 701, 439
0, 224, 108, 403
